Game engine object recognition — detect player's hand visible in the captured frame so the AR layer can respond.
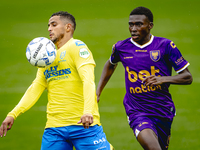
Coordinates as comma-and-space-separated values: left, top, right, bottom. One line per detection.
142, 75, 164, 86
77, 113, 93, 129
0, 116, 14, 138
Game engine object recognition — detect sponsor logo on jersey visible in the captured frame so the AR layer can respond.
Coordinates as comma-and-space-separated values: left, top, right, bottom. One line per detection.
138, 122, 149, 127
135, 50, 147, 52
44, 65, 71, 81
126, 66, 162, 94
79, 48, 90, 58
170, 41, 176, 48
175, 56, 184, 65
129, 84, 162, 94
124, 56, 133, 59
150, 50, 160, 62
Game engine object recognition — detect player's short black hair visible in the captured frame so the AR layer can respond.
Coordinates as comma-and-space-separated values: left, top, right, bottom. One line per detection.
130, 7, 153, 22
51, 11, 76, 31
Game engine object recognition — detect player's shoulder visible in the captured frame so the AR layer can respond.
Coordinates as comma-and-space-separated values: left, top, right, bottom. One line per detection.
60, 38, 87, 51
115, 37, 132, 48
154, 36, 177, 51
154, 36, 172, 45
154, 37, 177, 49
69, 38, 93, 59
68, 38, 89, 52
71, 39, 87, 47
116, 37, 131, 46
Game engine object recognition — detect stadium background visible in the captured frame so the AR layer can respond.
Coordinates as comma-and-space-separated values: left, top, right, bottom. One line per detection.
0, 0, 199, 149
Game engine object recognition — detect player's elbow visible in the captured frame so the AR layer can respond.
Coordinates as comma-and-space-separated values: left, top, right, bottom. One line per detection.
188, 74, 193, 85
185, 72, 193, 85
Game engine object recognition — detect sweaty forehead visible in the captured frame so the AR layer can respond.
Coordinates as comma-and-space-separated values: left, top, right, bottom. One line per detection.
129, 15, 148, 23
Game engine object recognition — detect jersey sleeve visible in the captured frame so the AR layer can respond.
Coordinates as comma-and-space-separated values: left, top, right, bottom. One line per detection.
109, 44, 120, 65
7, 69, 47, 119
78, 64, 96, 115
33, 68, 48, 87
167, 41, 190, 73
71, 40, 96, 70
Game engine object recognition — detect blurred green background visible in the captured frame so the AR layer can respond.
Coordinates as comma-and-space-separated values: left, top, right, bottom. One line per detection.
0, 0, 199, 149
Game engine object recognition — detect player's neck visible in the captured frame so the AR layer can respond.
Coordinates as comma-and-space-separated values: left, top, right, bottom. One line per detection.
56, 35, 73, 49
135, 34, 152, 46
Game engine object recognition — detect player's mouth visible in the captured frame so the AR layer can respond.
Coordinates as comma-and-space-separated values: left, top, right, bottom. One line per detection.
49, 33, 53, 38
131, 34, 140, 40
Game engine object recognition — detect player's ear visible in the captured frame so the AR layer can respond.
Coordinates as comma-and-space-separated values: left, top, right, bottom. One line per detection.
65, 23, 72, 32
149, 22, 154, 29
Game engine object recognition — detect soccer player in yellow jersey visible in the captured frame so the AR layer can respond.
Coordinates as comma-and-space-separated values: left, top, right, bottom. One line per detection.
0, 11, 114, 150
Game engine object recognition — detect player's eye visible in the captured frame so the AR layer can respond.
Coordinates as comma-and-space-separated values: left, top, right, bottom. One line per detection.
50, 22, 57, 27
52, 23, 57, 27
129, 23, 134, 27
136, 23, 143, 27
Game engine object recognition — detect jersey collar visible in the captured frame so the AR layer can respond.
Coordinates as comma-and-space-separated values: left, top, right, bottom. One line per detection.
130, 35, 154, 49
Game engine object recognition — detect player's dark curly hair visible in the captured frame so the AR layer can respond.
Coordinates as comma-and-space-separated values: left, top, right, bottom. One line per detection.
130, 7, 153, 22
51, 11, 76, 31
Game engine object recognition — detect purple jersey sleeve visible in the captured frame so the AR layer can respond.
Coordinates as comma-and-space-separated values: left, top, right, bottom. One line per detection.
167, 41, 189, 73
110, 44, 120, 64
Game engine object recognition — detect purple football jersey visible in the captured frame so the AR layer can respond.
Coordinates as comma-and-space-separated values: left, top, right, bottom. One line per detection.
110, 35, 189, 125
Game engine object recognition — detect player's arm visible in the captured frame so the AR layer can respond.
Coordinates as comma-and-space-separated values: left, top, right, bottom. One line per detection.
0, 69, 46, 138
142, 67, 193, 86
143, 41, 193, 86
77, 64, 96, 129
96, 60, 117, 102
0, 82, 45, 137
0, 82, 46, 138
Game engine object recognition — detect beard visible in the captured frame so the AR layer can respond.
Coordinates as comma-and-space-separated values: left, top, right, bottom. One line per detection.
51, 33, 64, 44
51, 37, 58, 44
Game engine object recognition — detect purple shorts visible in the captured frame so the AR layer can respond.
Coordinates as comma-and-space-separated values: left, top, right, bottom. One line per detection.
130, 116, 172, 150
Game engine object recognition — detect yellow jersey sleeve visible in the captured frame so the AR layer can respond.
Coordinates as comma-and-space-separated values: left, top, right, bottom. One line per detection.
33, 68, 48, 87
69, 39, 97, 115
78, 64, 96, 115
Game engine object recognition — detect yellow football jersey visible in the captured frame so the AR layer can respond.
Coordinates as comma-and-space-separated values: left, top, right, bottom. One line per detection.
8, 38, 101, 128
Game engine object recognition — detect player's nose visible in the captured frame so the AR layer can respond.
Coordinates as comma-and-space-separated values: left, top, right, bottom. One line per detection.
130, 25, 137, 31
48, 26, 52, 32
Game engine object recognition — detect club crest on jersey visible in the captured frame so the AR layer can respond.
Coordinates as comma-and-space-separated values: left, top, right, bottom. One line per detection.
60, 51, 66, 59
150, 50, 160, 62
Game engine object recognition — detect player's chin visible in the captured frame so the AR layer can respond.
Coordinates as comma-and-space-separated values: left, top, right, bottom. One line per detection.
51, 38, 57, 44
133, 38, 145, 45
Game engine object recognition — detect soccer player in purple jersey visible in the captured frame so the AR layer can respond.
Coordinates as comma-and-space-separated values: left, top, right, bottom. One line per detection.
96, 6, 193, 150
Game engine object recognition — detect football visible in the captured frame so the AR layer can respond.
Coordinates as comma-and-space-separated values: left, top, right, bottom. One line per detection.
26, 37, 57, 68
